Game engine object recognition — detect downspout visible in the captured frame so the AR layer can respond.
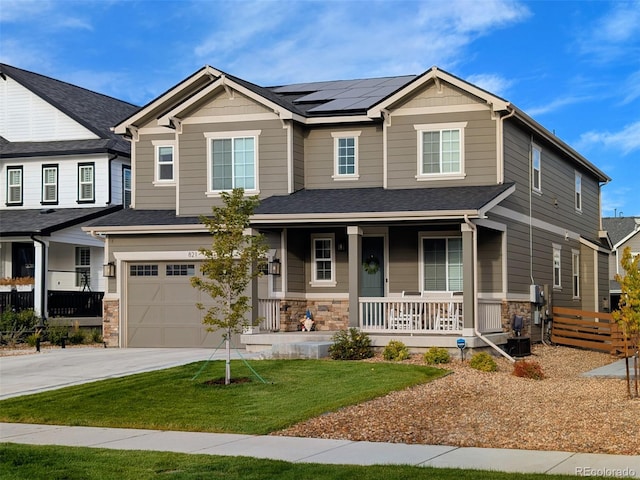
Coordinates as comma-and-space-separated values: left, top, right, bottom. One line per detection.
465, 215, 515, 362
31, 235, 47, 325
106, 153, 118, 205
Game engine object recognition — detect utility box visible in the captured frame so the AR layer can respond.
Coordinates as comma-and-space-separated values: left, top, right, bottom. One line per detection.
530, 284, 544, 305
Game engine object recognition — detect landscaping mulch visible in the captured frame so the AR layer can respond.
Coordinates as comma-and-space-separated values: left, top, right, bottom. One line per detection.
274, 345, 640, 455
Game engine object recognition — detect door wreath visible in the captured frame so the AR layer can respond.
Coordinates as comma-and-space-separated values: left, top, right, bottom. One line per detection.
363, 254, 380, 274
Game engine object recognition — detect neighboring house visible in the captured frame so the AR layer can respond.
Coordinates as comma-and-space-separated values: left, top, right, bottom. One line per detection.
602, 216, 640, 310
0, 63, 138, 322
87, 65, 610, 350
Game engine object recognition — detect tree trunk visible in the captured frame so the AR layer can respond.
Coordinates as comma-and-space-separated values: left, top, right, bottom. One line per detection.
225, 334, 231, 385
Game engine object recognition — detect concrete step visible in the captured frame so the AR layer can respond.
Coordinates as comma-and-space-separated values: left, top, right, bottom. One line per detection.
271, 341, 333, 359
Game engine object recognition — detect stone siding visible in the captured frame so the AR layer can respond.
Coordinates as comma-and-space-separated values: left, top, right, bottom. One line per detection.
278, 298, 349, 332
102, 299, 119, 347
501, 300, 532, 337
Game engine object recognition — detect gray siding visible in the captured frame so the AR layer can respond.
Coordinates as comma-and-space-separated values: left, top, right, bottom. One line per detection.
293, 124, 305, 191
598, 251, 610, 311
178, 119, 288, 216
581, 243, 596, 311
286, 230, 305, 293
386, 110, 497, 189
502, 121, 602, 239
477, 228, 502, 293
304, 125, 383, 189
388, 226, 420, 293
134, 133, 177, 209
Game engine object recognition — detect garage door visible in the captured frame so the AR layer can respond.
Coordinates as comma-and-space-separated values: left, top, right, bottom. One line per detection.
126, 262, 239, 348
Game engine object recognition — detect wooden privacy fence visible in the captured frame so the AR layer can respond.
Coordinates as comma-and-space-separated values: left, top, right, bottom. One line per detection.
551, 307, 636, 357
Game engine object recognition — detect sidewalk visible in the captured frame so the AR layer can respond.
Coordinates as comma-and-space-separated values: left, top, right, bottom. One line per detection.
1, 422, 638, 477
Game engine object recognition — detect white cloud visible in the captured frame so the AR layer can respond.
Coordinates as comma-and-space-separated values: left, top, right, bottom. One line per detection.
189, 0, 530, 85
579, 121, 640, 155
465, 74, 513, 97
621, 69, 640, 105
0, 0, 52, 23
525, 96, 591, 117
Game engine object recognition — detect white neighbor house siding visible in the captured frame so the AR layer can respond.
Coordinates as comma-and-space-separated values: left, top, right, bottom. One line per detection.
0, 76, 97, 142
0, 155, 115, 208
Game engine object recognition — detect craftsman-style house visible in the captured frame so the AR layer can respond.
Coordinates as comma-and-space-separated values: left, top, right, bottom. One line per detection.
87, 65, 610, 351
0, 63, 137, 322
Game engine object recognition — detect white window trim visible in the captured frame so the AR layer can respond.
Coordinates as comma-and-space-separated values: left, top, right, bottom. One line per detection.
204, 130, 260, 196
310, 234, 336, 287
42, 165, 58, 203
572, 249, 580, 299
75, 246, 91, 288
532, 143, 542, 194
78, 163, 95, 203
123, 166, 132, 208
152, 140, 176, 186
574, 171, 582, 212
7, 166, 23, 205
331, 131, 360, 181
553, 243, 562, 290
419, 233, 463, 293
414, 122, 466, 181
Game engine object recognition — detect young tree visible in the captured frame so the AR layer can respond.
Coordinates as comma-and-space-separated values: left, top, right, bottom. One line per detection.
612, 246, 640, 398
191, 188, 267, 385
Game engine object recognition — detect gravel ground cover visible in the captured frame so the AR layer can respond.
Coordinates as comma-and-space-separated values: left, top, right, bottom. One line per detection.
275, 345, 640, 455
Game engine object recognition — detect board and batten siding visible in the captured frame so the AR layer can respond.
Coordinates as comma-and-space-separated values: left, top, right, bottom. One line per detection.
0, 76, 97, 142
177, 119, 288, 216
133, 133, 176, 210
303, 124, 383, 189
386, 109, 497, 189
502, 121, 602, 239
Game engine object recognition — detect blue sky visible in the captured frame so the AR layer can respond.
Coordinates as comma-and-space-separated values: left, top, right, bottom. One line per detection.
1, 0, 638, 217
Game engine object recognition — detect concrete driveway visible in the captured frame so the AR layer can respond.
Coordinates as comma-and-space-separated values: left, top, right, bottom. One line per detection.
0, 347, 261, 400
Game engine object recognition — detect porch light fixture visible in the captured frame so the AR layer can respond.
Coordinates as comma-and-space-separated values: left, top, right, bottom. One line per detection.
337, 240, 346, 252
103, 262, 116, 278
269, 258, 281, 276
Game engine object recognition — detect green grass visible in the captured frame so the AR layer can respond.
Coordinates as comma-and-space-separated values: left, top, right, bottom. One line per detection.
0, 444, 592, 480
0, 360, 447, 434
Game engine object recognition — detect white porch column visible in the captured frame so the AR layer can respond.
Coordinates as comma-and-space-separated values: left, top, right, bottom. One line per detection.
32, 237, 49, 319
347, 226, 362, 328
461, 223, 475, 332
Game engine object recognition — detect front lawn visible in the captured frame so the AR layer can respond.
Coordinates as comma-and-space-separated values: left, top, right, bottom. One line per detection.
0, 359, 446, 434
0, 444, 589, 480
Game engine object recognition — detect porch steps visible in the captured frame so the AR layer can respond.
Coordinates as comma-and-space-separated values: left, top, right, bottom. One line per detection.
271, 341, 333, 359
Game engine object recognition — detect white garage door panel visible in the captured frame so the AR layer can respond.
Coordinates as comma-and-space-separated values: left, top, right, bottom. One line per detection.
127, 261, 239, 348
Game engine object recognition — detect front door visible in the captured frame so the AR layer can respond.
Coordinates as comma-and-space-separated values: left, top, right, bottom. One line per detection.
361, 236, 384, 297
12, 243, 35, 278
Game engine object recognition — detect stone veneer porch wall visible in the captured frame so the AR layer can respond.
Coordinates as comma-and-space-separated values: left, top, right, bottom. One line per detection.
103, 299, 119, 347
501, 300, 533, 337
278, 298, 349, 332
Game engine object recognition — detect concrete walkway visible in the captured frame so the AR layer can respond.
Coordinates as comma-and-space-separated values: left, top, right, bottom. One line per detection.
1, 422, 638, 476
1, 348, 638, 476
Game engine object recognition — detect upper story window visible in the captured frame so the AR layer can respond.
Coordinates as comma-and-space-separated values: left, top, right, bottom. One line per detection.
421, 236, 463, 292
123, 166, 132, 208
6, 166, 23, 205
311, 234, 336, 287
78, 163, 95, 203
152, 141, 175, 184
331, 131, 360, 180
42, 164, 58, 204
415, 122, 466, 180
532, 144, 542, 193
572, 249, 580, 298
204, 130, 260, 194
574, 171, 582, 212
553, 244, 562, 289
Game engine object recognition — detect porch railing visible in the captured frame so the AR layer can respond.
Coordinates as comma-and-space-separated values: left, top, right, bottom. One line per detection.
477, 299, 503, 333
47, 291, 104, 317
0, 290, 35, 314
258, 298, 280, 332
359, 297, 463, 333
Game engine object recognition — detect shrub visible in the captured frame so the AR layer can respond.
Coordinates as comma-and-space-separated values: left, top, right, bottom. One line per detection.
423, 346, 451, 365
469, 352, 498, 372
89, 329, 103, 344
512, 360, 545, 380
329, 328, 374, 360
0, 309, 39, 345
45, 321, 69, 346
382, 340, 410, 361
26, 331, 41, 348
